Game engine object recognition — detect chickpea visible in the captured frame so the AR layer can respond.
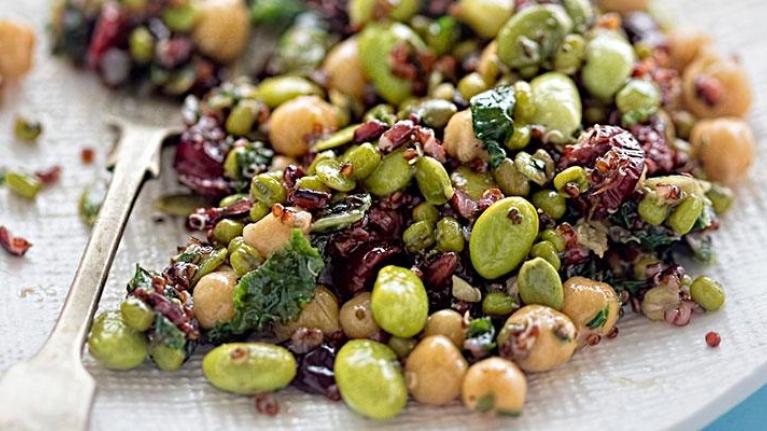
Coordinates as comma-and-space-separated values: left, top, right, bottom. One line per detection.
0, 20, 36, 81
268, 155, 298, 173
667, 28, 712, 71
339, 292, 379, 339
476, 41, 499, 85
423, 309, 466, 348
462, 357, 526, 415
443, 110, 489, 163
405, 335, 468, 405
561, 277, 620, 347
193, 267, 237, 329
243, 207, 312, 257
273, 286, 341, 341
323, 38, 368, 101
191, 0, 250, 63
690, 118, 755, 185
269, 96, 338, 157
596, 0, 649, 14
683, 53, 752, 119
497, 305, 577, 373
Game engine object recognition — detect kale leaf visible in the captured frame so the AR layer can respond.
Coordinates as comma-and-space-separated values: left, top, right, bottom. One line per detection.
127, 264, 153, 294
470, 85, 516, 168
208, 230, 324, 342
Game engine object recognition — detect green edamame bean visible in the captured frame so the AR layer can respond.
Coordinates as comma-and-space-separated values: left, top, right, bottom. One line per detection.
497, 5, 573, 70
250, 173, 287, 206
363, 149, 415, 196
513, 81, 535, 123
455, 0, 516, 38
554, 34, 586, 75
371, 265, 429, 337
254, 76, 322, 109
414, 99, 458, 129
316, 158, 357, 192
425, 16, 459, 55
413, 202, 439, 225
470, 197, 539, 279
191, 248, 228, 286
553, 166, 589, 194
638, 193, 669, 226
388, 336, 417, 359
616, 79, 661, 125
707, 184, 734, 215
335, 340, 407, 420
436, 217, 466, 253
229, 242, 263, 276
315, 125, 357, 152
162, 3, 197, 32
416, 156, 455, 205
530, 240, 561, 270
514, 151, 549, 186
295, 175, 330, 192
403, 221, 435, 253
582, 31, 636, 101
359, 23, 426, 105
364, 104, 397, 125
5, 171, 41, 199
342, 143, 382, 180
225, 100, 260, 136
149, 343, 186, 372
562, 0, 594, 34
214, 219, 244, 245
349, 0, 419, 26
540, 228, 566, 252
667, 195, 704, 235
530, 72, 582, 144
506, 125, 532, 150
87, 311, 147, 370
129, 27, 154, 63
219, 193, 248, 208
689, 276, 725, 312
307, 150, 336, 175
517, 257, 564, 309
203, 343, 296, 394
120, 297, 155, 332
532, 190, 566, 220
493, 158, 530, 197
249, 201, 270, 222
458, 72, 489, 100
482, 292, 519, 316
451, 166, 497, 200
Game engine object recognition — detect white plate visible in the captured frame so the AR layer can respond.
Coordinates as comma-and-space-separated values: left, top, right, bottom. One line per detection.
1, 1, 766, 430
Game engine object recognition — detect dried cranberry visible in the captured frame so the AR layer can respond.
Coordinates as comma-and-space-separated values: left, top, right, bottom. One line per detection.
449, 189, 479, 220
174, 116, 231, 198
378, 120, 415, 152
560, 125, 645, 216
0, 226, 32, 257
292, 342, 341, 400
336, 242, 402, 295
353, 120, 387, 144
86, 2, 125, 70
630, 117, 675, 175
288, 189, 332, 210
187, 198, 253, 231
35, 165, 62, 186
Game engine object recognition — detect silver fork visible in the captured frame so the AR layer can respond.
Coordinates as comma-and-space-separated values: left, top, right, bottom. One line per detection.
0, 94, 181, 431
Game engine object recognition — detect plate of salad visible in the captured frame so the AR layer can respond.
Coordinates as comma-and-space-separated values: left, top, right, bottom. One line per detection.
1, 0, 766, 430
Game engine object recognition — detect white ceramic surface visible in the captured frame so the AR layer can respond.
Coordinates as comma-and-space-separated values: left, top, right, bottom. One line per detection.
1, 1, 766, 430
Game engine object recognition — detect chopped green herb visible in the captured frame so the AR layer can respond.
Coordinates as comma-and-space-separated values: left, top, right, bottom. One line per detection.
470, 85, 516, 168
586, 307, 610, 329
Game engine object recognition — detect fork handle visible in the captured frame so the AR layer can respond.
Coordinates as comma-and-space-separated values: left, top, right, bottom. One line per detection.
0, 125, 168, 431
43, 124, 167, 357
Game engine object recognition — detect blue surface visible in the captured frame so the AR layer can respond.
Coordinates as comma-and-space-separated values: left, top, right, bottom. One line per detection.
706, 384, 767, 430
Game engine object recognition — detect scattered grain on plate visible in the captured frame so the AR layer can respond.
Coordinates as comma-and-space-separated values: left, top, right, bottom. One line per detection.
705, 331, 721, 348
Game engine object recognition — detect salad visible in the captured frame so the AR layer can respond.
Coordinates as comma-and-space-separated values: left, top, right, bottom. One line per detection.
83, 0, 754, 420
